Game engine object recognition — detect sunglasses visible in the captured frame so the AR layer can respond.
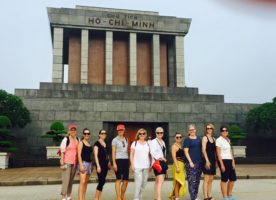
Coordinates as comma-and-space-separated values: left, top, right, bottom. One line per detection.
156, 132, 163, 135
206, 127, 213, 130
221, 129, 228, 132
122, 141, 126, 148
100, 132, 107, 135
139, 132, 146, 136
83, 132, 90, 135
175, 136, 182, 139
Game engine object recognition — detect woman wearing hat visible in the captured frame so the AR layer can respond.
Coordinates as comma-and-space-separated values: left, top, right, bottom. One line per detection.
112, 124, 129, 200
60, 124, 79, 200
94, 129, 110, 200
150, 127, 168, 200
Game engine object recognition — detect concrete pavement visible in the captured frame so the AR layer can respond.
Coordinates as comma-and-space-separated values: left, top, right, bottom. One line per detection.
0, 164, 276, 186
0, 179, 276, 200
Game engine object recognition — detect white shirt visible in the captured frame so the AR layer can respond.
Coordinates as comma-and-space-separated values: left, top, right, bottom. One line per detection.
131, 141, 150, 169
150, 138, 166, 162
216, 136, 233, 159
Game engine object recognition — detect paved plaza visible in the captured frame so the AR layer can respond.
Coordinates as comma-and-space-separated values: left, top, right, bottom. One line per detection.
0, 179, 275, 200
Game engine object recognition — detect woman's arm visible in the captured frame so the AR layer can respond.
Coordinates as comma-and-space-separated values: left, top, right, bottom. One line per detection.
216, 146, 225, 172
94, 145, 101, 173
150, 140, 162, 160
77, 141, 84, 172
202, 136, 210, 169
130, 148, 135, 171
112, 145, 117, 172
184, 147, 194, 168
171, 144, 179, 172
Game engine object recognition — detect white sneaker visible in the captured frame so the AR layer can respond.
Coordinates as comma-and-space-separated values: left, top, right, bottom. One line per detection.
195, 198, 201, 200
66, 197, 71, 200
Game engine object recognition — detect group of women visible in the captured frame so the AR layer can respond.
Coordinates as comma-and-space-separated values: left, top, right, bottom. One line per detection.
59, 123, 237, 200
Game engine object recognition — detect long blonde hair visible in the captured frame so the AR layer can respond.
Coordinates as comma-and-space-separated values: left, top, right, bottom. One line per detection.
134, 128, 148, 141
205, 123, 215, 136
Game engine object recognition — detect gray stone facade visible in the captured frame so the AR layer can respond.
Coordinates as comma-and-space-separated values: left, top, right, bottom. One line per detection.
13, 83, 257, 166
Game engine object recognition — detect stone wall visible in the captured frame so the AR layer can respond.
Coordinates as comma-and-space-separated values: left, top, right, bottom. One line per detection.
13, 83, 257, 167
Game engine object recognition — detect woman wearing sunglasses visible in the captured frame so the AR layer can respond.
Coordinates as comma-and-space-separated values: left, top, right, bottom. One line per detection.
202, 123, 216, 200
130, 128, 151, 200
150, 127, 168, 200
216, 126, 237, 200
169, 132, 187, 200
77, 128, 93, 200
112, 124, 129, 200
94, 129, 110, 200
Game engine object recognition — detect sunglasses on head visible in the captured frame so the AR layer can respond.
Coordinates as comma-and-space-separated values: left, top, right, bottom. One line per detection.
83, 132, 90, 135
175, 136, 182, 139
100, 131, 106, 135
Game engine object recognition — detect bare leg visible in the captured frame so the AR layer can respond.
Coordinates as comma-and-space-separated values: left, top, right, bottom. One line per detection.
156, 175, 164, 200
174, 181, 180, 198
115, 180, 122, 200
121, 180, 128, 200
220, 181, 227, 198
78, 173, 87, 200
227, 181, 235, 197
208, 176, 214, 198
94, 190, 101, 200
203, 175, 209, 199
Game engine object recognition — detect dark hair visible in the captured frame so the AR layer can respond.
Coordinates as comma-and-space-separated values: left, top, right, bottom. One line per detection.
220, 125, 228, 132
98, 129, 107, 135
174, 132, 182, 137
98, 129, 107, 139
81, 128, 90, 140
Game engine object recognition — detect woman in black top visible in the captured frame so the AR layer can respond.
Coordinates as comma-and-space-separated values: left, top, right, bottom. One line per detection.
202, 123, 217, 200
169, 132, 187, 200
94, 129, 110, 200
77, 128, 93, 200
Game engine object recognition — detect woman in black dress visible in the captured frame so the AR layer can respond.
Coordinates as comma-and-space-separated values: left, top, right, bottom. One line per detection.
202, 123, 217, 200
94, 129, 110, 200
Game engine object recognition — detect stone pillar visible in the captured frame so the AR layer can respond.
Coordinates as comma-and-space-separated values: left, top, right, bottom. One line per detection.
105, 31, 113, 85
168, 37, 176, 87
175, 36, 185, 87
80, 29, 89, 84
52, 27, 64, 83
129, 33, 137, 86
152, 34, 160, 86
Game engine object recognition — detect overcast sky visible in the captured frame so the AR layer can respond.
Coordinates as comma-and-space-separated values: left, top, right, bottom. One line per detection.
0, 0, 275, 104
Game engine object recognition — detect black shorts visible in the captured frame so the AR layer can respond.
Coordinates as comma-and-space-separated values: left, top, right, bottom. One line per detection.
219, 159, 237, 182
115, 159, 129, 180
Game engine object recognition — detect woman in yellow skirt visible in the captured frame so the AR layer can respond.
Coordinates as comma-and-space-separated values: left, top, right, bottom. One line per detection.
169, 132, 187, 200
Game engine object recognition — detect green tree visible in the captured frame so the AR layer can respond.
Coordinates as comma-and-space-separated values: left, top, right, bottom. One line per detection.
246, 97, 276, 138
0, 116, 18, 152
228, 124, 247, 145
0, 90, 31, 128
42, 121, 67, 145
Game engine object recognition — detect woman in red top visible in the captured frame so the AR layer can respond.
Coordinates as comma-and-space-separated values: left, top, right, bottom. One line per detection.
60, 124, 79, 200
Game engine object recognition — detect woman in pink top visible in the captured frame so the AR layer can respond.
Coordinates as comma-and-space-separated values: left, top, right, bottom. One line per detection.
60, 124, 79, 200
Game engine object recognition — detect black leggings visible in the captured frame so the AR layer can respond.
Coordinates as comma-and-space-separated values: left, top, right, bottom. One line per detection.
96, 162, 108, 191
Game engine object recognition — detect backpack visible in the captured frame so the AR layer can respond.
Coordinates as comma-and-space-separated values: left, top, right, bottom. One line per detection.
57, 136, 80, 156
